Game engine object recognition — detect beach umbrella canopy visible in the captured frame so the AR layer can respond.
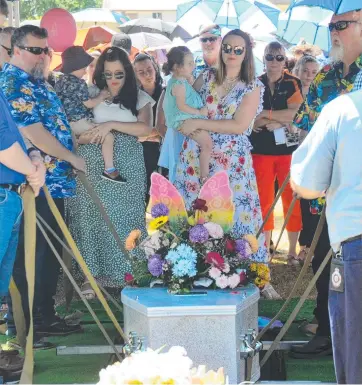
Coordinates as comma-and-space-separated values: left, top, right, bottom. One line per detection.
287, 0, 362, 15
176, 0, 280, 36
129, 32, 172, 50
277, 6, 333, 52
72, 8, 128, 31
119, 18, 192, 41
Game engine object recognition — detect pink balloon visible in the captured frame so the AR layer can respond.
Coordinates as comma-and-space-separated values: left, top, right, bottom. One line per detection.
40, 8, 77, 52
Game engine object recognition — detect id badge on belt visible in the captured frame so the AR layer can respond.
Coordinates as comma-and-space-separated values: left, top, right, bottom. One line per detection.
329, 249, 344, 293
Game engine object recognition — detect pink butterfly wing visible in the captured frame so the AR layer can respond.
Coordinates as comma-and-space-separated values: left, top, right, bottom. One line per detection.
149, 173, 188, 230
198, 171, 235, 232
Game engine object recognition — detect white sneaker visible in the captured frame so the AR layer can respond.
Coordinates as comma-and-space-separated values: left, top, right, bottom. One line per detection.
261, 283, 282, 300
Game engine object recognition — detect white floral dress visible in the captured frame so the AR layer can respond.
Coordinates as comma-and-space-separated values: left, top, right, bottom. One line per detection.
174, 69, 268, 263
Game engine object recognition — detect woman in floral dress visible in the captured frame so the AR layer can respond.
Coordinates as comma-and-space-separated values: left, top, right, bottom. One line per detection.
174, 29, 269, 266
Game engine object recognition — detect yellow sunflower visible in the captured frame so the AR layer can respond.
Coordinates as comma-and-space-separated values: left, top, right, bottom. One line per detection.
149, 216, 169, 230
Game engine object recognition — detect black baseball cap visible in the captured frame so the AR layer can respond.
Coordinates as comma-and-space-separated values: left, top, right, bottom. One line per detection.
111, 32, 132, 54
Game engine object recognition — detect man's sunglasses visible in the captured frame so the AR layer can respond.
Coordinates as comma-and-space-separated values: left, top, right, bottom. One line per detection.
103, 72, 125, 80
265, 54, 285, 62
18, 46, 50, 55
200, 36, 218, 43
1, 45, 11, 56
328, 20, 358, 32
222, 44, 245, 55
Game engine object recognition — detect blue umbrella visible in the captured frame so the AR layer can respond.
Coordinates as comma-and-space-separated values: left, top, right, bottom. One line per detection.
288, 0, 362, 15
277, 6, 333, 52
176, 0, 280, 35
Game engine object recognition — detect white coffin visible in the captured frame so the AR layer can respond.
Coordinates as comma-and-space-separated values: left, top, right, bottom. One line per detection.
121, 286, 260, 384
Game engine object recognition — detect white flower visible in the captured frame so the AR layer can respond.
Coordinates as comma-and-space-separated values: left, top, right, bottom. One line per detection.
139, 231, 162, 256
228, 274, 240, 289
203, 222, 224, 239
222, 263, 230, 274
209, 267, 222, 279
215, 274, 229, 289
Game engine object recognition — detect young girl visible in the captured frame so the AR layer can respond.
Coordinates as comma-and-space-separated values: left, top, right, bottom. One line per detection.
163, 46, 212, 183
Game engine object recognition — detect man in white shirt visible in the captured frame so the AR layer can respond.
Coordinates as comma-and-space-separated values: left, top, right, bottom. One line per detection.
290, 90, 362, 384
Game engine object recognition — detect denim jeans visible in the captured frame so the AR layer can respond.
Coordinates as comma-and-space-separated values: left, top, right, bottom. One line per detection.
0, 188, 23, 296
329, 237, 362, 384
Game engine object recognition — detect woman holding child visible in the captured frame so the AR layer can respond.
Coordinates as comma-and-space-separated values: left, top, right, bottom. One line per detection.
172, 30, 269, 265
65, 47, 154, 294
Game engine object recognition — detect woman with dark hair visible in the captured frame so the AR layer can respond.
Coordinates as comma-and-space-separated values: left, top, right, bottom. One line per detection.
174, 29, 269, 266
133, 53, 163, 204
66, 47, 154, 295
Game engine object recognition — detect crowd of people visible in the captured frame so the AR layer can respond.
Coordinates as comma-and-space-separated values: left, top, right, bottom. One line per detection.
0, 0, 362, 381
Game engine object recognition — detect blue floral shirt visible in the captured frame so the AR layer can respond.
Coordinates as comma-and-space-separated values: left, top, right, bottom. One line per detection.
0, 64, 76, 198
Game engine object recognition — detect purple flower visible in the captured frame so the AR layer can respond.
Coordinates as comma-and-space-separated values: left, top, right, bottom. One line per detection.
189, 225, 209, 243
235, 239, 252, 259
148, 254, 164, 277
151, 203, 169, 218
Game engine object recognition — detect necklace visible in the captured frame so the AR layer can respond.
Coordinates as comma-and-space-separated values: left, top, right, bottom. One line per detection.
223, 76, 239, 93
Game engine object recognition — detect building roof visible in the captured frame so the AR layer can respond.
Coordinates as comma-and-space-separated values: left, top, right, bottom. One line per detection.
103, 0, 185, 11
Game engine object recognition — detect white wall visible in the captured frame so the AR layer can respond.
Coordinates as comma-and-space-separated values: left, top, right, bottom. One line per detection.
124, 10, 176, 22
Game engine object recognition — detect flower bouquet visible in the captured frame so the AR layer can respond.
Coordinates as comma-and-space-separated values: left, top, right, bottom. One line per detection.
98, 346, 226, 385
125, 171, 270, 294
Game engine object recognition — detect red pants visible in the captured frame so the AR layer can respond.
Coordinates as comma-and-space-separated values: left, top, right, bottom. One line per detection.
252, 154, 302, 232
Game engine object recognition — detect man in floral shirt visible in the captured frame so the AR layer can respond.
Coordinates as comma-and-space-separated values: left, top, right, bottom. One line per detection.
291, 9, 362, 359
0, 25, 85, 341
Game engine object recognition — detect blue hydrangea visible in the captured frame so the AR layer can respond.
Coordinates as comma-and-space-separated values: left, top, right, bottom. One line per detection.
151, 203, 169, 218
172, 259, 197, 278
165, 250, 179, 264
176, 244, 198, 262
165, 244, 198, 278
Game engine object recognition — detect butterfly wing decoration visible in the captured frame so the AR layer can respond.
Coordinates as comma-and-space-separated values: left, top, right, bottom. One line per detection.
148, 172, 188, 233
197, 171, 235, 233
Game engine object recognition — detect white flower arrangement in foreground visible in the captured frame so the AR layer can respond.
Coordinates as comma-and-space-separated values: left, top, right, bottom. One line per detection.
98, 346, 226, 385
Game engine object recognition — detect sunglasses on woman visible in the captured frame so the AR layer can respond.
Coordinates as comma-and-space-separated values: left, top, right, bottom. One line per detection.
222, 44, 245, 56
265, 54, 285, 62
18, 46, 50, 55
200, 36, 218, 43
328, 20, 357, 32
103, 71, 125, 80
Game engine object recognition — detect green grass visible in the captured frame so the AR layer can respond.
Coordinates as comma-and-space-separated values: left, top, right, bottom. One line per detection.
0, 299, 336, 384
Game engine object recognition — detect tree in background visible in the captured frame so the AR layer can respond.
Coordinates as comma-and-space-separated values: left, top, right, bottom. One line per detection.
20, 0, 102, 21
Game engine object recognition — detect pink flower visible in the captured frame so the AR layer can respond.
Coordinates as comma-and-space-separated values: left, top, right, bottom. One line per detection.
215, 274, 229, 289
124, 273, 134, 283
205, 252, 225, 269
228, 274, 240, 289
223, 263, 230, 274
203, 222, 224, 239
209, 267, 222, 279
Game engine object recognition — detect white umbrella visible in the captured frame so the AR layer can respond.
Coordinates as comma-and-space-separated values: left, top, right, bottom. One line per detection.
120, 18, 192, 41
130, 33, 172, 50
72, 8, 121, 31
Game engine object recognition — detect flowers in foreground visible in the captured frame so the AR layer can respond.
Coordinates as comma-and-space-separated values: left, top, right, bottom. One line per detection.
203, 222, 224, 239
149, 216, 169, 231
124, 273, 134, 283
125, 229, 142, 251
151, 203, 169, 218
189, 224, 209, 243
166, 244, 198, 278
148, 254, 163, 277
205, 252, 225, 270
97, 346, 226, 385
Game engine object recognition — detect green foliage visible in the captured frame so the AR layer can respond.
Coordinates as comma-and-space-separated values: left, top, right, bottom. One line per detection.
20, 0, 103, 21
